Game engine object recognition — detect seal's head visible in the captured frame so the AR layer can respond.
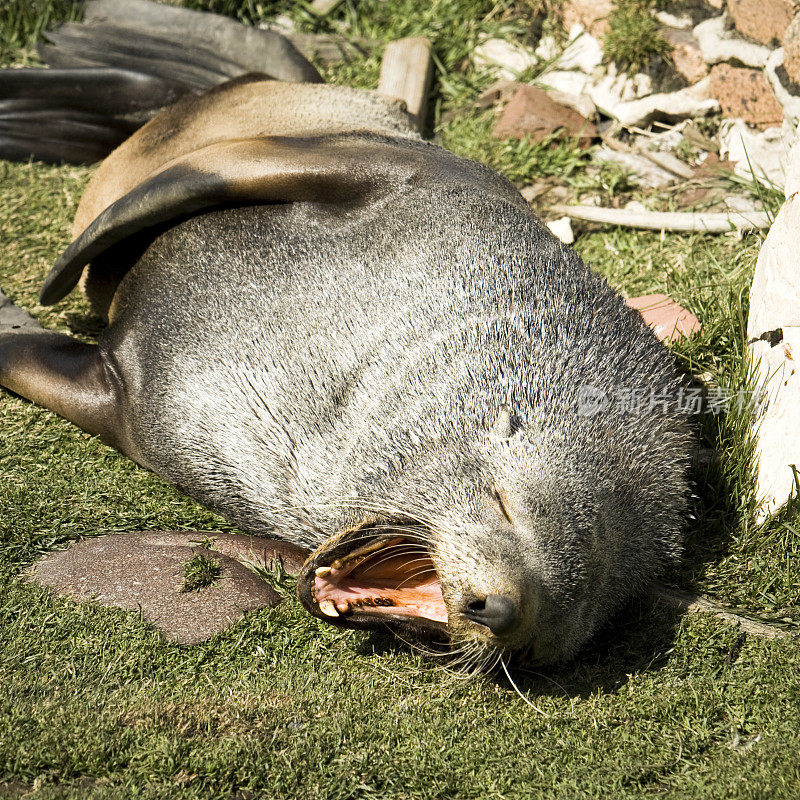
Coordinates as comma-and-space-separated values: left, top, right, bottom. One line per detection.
298, 394, 690, 668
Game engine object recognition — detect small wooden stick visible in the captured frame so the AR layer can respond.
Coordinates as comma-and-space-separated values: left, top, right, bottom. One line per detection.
651, 583, 799, 640
602, 134, 695, 180
550, 204, 772, 233
378, 37, 434, 133
637, 149, 695, 180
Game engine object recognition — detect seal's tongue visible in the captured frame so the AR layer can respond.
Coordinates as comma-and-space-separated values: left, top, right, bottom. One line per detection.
299, 533, 448, 631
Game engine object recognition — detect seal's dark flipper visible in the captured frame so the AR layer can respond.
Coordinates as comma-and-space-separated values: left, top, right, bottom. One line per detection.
80, 0, 322, 84
40, 134, 426, 305
0, 66, 191, 165
0, 0, 321, 164
0, 291, 122, 448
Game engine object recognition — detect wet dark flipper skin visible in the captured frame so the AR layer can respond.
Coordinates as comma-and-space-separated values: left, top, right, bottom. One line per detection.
0, 0, 321, 165
77, 0, 322, 84
0, 67, 191, 164
0, 292, 125, 451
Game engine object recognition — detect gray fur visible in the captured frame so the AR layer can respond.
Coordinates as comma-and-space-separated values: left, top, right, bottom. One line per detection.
85, 133, 691, 662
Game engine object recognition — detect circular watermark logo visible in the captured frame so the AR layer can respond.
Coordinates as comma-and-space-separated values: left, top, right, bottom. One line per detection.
577, 385, 611, 417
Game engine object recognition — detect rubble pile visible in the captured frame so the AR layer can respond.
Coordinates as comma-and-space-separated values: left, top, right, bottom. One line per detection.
474, 0, 800, 209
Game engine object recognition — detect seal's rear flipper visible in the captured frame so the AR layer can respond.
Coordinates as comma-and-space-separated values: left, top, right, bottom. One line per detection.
0, 68, 187, 164
0, 291, 123, 450
0, 0, 321, 164
60, 0, 322, 85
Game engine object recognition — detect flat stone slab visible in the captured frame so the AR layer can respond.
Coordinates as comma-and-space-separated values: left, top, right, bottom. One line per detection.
186, 531, 310, 575
25, 531, 310, 645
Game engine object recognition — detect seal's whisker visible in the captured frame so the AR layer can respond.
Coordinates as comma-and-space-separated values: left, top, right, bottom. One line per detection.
383, 625, 460, 661
359, 553, 434, 576
392, 569, 438, 590
500, 656, 549, 716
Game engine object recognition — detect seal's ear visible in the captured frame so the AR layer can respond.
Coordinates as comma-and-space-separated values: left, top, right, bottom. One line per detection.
490, 406, 513, 440
39, 134, 417, 305
490, 405, 522, 440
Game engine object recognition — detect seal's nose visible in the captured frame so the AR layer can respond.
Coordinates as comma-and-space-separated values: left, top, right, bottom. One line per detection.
463, 594, 517, 635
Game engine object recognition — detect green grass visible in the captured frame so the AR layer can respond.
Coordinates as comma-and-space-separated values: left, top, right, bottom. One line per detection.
603, 0, 670, 75
2, 1, 800, 798
0, 0, 80, 65
181, 553, 222, 592
440, 111, 592, 183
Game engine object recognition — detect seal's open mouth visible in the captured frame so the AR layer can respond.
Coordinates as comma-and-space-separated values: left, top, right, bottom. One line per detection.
297, 528, 448, 635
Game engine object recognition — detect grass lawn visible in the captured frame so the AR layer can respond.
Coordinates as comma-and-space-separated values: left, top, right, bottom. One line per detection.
1, 1, 799, 798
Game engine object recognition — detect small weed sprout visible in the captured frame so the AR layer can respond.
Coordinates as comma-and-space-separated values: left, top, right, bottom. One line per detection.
603, 0, 669, 74
190, 535, 218, 550
569, 161, 636, 202
181, 552, 221, 592
676, 138, 699, 164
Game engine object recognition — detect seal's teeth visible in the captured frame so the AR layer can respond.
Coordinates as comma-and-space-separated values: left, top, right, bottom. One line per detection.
315, 566, 332, 577
331, 559, 343, 570
319, 599, 339, 617
335, 600, 351, 613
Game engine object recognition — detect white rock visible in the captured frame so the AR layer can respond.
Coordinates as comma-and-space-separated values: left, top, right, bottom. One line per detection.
749, 197, 800, 338
765, 48, 800, 125
537, 69, 591, 96
474, 38, 537, 80
724, 195, 764, 213
748, 182, 800, 519
535, 34, 560, 62
632, 73, 652, 97
536, 25, 603, 74
749, 331, 800, 520
610, 77, 718, 128
785, 130, 800, 198
655, 10, 693, 29
534, 71, 596, 118
539, 62, 655, 120
592, 146, 676, 187
719, 118, 793, 190
546, 216, 575, 244
589, 63, 653, 114
555, 25, 604, 74
261, 14, 295, 33
693, 14, 772, 68
519, 184, 544, 202
550, 89, 597, 120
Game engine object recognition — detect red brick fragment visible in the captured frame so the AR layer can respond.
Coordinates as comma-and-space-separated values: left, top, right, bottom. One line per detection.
627, 294, 701, 342
709, 64, 784, 129
492, 85, 597, 143
728, 0, 797, 46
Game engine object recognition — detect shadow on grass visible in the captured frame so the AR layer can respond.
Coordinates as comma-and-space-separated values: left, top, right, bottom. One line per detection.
356, 596, 685, 700
667, 265, 760, 593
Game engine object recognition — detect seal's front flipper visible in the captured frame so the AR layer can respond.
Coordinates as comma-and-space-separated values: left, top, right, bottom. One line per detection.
0, 291, 123, 450
0, 291, 43, 335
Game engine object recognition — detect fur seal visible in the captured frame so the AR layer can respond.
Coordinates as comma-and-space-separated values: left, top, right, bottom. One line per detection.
0, 9, 691, 668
